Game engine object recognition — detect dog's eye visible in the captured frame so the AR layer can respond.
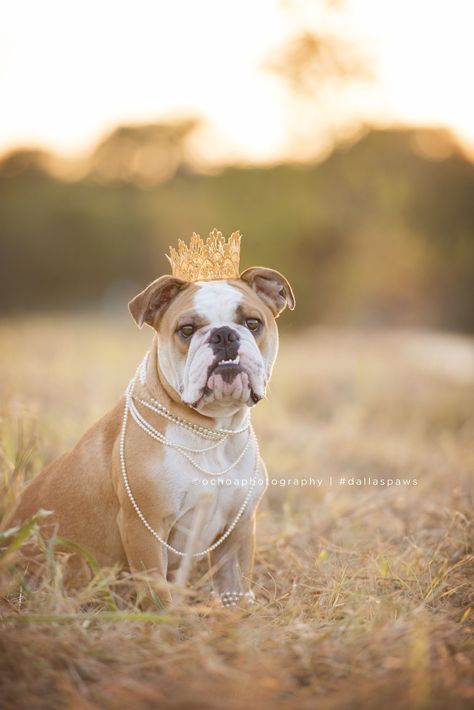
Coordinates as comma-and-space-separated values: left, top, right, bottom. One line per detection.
245, 318, 262, 333
178, 324, 195, 338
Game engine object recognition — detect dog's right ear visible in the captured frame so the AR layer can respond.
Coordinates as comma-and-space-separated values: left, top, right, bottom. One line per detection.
128, 275, 189, 328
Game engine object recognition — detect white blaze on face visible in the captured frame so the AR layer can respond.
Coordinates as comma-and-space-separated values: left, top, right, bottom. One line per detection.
181, 281, 267, 414
193, 281, 243, 322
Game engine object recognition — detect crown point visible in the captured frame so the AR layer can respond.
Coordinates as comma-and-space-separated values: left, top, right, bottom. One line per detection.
166, 229, 242, 282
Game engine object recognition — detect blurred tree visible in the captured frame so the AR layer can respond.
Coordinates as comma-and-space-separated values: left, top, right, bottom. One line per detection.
89, 118, 201, 185
267, 30, 369, 99
265, 0, 372, 158
1, 128, 473, 332
0, 149, 52, 178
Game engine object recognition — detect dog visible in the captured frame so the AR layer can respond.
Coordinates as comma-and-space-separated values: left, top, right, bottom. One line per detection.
8, 232, 294, 607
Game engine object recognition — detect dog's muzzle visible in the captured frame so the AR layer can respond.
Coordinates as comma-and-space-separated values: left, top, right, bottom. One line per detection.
181, 324, 266, 409
208, 326, 243, 383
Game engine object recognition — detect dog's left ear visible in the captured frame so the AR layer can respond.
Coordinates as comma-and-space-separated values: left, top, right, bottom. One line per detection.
240, 267, 295, 317
129, 275, 189, 328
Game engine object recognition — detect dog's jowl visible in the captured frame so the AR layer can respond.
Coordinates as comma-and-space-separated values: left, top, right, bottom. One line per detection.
8, 230, 295, 608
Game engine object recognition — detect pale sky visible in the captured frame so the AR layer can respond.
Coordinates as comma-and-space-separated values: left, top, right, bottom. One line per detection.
1, 0, 473, 164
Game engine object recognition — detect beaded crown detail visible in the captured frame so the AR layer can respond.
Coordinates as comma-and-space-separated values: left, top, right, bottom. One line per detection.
166, 228, 241, 282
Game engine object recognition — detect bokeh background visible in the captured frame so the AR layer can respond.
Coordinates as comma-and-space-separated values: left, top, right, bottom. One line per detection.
1, 0, 473, 332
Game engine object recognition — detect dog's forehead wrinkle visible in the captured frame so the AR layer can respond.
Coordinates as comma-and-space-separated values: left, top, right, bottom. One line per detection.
193, 281, 243, 323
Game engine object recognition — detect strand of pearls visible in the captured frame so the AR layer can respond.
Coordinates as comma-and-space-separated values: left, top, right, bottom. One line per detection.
135, 397, 228, 452
119, 366, 261, 559
215, 590, 255, 608
128, 395, 252, 476
141, 392, 250, 439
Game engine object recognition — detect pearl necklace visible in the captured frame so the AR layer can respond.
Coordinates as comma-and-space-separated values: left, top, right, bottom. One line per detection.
119, 359, 260, 558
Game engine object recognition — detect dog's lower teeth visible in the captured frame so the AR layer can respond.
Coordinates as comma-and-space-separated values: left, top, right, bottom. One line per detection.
218, 357, 240, 366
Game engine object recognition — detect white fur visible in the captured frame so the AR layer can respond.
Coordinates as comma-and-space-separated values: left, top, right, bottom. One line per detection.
193, 281, 243, 323
145, 420, 266, 570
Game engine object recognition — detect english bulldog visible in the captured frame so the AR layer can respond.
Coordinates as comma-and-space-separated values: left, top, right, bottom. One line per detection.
8, 263, 294, 607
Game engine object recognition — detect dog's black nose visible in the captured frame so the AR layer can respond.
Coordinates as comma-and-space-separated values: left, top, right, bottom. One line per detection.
209, 326, 238, 346
209, 326, 240, 358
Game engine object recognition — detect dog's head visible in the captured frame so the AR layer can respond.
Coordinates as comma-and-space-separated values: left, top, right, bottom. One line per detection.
129, 267, 295, 417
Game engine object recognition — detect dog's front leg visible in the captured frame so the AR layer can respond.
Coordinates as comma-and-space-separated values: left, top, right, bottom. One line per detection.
209, 514, 256, 608
116, 507, 172, 608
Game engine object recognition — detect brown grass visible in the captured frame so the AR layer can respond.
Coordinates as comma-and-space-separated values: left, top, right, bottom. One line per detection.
0, 316, 473, 709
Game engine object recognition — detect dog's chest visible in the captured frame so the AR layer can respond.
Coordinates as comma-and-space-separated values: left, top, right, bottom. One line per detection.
147, 422, 261, 552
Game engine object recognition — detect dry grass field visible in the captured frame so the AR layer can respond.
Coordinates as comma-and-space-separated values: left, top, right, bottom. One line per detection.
0, 316, 473, 709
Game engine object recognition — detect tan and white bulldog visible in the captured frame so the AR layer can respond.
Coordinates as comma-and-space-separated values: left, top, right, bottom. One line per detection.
9, 265, 294, 606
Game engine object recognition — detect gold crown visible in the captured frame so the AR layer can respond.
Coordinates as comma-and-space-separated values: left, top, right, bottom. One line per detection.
166, 228, 241, 281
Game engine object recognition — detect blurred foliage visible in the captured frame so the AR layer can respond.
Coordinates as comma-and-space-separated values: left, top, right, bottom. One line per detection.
264, 1, 373, 158
266, 29, 371, 98
0, 125, 473, 332
89, 118, 201, 185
